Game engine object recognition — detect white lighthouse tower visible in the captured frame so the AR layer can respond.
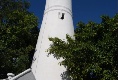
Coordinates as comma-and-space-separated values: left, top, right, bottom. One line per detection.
31, 0, 74, 80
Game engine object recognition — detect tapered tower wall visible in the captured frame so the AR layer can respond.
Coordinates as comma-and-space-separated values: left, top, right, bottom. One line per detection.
31, 0, 74, 80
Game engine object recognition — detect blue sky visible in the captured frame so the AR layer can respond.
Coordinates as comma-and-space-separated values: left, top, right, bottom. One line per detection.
28, 0, 118, 28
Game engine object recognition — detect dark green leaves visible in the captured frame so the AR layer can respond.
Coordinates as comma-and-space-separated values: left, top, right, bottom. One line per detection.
0, 0, 38, 78
48, 14, 118, 80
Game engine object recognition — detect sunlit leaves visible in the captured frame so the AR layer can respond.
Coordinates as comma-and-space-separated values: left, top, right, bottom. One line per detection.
48, 14, 118, 80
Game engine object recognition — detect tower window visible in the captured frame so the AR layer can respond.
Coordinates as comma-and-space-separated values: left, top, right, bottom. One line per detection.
58, 12, 65, 20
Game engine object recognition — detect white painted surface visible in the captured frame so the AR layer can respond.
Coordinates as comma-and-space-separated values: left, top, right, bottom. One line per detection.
31, 0, 74, 80
10, 69, 36, 80
7, 73, 15, 79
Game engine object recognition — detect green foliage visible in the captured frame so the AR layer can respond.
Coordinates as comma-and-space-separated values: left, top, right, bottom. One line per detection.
0, 0, 38, 78
48, 14, 118, 80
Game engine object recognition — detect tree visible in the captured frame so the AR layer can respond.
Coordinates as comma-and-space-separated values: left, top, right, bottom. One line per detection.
0, 0, 39, 79
48, 14, 118, 80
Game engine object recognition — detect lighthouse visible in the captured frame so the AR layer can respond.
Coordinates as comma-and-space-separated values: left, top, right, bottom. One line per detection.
31, 0, 74, 80
3, 0, 74, 80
